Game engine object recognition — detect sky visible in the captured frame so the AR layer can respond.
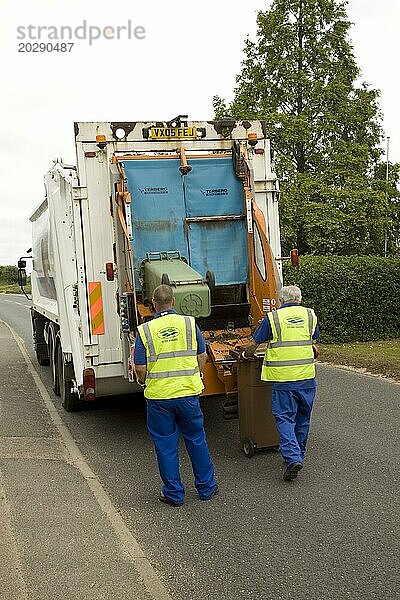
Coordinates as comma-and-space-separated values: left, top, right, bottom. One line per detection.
0, 0, 398, 266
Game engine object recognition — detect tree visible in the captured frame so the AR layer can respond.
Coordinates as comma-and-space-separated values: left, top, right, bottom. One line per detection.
372, 160, 400, 255
214, 0, 386, 255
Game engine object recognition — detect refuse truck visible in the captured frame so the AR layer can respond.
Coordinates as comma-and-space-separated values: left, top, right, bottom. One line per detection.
19, 117, 288, 412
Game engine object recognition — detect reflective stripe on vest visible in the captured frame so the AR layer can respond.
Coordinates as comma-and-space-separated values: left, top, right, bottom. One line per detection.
261, 306, 317, 383
146, 368, 199, 379
137, 314, 203, 400
263, 358, 314, 367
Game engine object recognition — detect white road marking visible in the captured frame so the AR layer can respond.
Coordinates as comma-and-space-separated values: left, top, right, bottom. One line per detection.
2, 320, 173, 600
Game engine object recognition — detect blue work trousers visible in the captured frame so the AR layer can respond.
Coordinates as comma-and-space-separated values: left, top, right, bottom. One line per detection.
147, 396, 217, 504
271, 388, 316, 467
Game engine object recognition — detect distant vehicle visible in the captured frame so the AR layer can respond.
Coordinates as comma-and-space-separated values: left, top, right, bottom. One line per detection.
20, 117, 291, 413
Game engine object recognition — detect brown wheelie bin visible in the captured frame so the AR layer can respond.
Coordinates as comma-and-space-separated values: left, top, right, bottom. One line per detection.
237, 354, 279, 457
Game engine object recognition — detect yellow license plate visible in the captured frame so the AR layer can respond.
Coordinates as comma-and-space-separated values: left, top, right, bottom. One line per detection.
150, 126, 198, 139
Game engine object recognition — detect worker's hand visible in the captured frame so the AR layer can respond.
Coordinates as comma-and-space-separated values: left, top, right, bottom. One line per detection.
312, 344, 319, 360
132, 372, 146, 389
134, 363, 147, 387
240, 351, 256, 362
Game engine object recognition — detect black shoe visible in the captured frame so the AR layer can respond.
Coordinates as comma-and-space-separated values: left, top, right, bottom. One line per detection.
158, 494, 183, 507
200, 487, 219, 501
283, 462, 303, 481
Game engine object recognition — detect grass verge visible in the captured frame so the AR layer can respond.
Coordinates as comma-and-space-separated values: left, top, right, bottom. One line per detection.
319, 340, 400, 382
0, 284, 31, 294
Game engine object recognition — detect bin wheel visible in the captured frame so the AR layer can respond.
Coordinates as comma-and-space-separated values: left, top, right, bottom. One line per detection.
205, 270, 216, 291
242, 437, 255, 458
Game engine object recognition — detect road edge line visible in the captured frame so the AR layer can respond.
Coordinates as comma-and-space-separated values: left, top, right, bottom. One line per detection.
2, 320, 173, 600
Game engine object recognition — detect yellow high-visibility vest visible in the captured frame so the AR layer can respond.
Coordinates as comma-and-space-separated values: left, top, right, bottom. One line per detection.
137, 313, 203, 400
261, 305, 317, 383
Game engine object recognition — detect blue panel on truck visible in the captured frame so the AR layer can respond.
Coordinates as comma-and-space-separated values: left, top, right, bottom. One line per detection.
185, 157, 245, 216
123, 156, 248, 288
185, 157, 248, 285
123, 159, 188, 287
188, 220, 248, 285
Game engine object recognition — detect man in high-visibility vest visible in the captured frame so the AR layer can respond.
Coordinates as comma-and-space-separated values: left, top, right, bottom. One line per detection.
134, 284, 218, 506
242, 285, 319, 481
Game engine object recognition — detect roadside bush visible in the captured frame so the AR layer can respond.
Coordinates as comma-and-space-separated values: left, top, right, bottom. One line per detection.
0, 265, 30, 294
0, 265, 18, 284
283, 256, 400, 343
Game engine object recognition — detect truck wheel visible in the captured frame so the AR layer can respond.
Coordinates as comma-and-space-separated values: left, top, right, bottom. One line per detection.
56, 344, 83, 412
32, 315, 49, 366
242, 437, 255, 458
61, 373, 83, 412
51, 336, 60, 396
36, 345, 49, 366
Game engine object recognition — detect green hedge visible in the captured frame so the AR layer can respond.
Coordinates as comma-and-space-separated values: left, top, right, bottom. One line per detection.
283, 256, 400, 343
0, 266, 31, 294
0, 265, 18, 285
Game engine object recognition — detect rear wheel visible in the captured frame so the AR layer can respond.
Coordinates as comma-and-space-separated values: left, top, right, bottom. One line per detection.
50, 333, 60, 396
36, 345, 49, 366
56, 343, 83, 412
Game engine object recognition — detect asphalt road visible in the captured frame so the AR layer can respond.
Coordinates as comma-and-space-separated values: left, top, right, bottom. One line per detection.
0, 293, 399, 600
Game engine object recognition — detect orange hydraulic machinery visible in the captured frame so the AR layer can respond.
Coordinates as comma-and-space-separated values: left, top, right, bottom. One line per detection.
200, 138, 282, 418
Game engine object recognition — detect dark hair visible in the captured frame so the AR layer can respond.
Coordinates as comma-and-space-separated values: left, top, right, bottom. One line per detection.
153, 284, 174, 309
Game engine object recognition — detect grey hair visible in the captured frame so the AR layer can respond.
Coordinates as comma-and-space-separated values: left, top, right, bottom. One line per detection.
279, 285, 302, 303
